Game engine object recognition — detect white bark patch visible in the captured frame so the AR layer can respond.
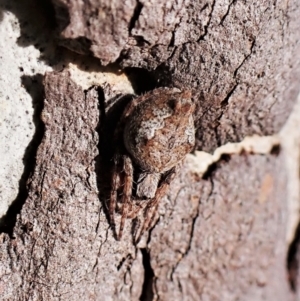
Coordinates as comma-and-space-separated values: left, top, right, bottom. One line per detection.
186, 135, 280, 176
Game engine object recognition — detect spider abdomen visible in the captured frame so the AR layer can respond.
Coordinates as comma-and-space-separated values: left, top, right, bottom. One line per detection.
123, 88, 195, 173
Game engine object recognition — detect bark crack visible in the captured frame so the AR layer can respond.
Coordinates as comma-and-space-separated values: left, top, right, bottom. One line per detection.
211, 83, 238, 146
197, 0, 216, 42
129, 0, 143, 34
233, 39, 256, 78
220, 82, 238, 108
170, 179, 214, 281
139, 248, 154, 301
219, 0, 237, 26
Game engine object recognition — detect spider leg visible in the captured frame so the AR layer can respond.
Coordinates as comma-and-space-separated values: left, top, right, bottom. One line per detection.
135, 167, 177, 244
127, 201, 145, 218
109, 154, 121, 239
118, 155, 133, 240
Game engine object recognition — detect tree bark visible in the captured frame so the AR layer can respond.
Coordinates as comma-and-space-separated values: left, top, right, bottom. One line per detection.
1, 0, 300, 300
54, 0, 300, 151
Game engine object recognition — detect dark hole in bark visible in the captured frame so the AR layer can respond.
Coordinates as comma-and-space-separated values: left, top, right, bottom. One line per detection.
270, 144, 281, 156
140, 248, 155, 301
125, 67, 157, 95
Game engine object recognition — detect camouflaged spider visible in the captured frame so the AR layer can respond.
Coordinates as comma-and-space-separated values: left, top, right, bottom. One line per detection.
109, 87, 195, 243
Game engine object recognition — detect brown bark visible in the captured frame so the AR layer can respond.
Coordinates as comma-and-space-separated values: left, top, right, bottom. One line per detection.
54, 0, 300, 151
1, 0, 300, 300
0, 71, 294, 301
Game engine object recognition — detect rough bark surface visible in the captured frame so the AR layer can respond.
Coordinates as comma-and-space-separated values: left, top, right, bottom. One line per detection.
1, 1, 300, 300
0, 72, 294, 300
0, 72, 142, 301
53, 0, 300, 151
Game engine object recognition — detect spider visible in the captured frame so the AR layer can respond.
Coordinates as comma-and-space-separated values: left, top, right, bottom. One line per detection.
109, 87, 195, 243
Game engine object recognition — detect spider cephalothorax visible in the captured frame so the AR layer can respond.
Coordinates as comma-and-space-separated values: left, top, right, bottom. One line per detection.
109, 87, 195, 242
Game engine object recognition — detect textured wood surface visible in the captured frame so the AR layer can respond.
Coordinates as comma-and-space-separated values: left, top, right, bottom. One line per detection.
53, 0, 300, 151
1, 0, 300, 300
0, 71, 294, 300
